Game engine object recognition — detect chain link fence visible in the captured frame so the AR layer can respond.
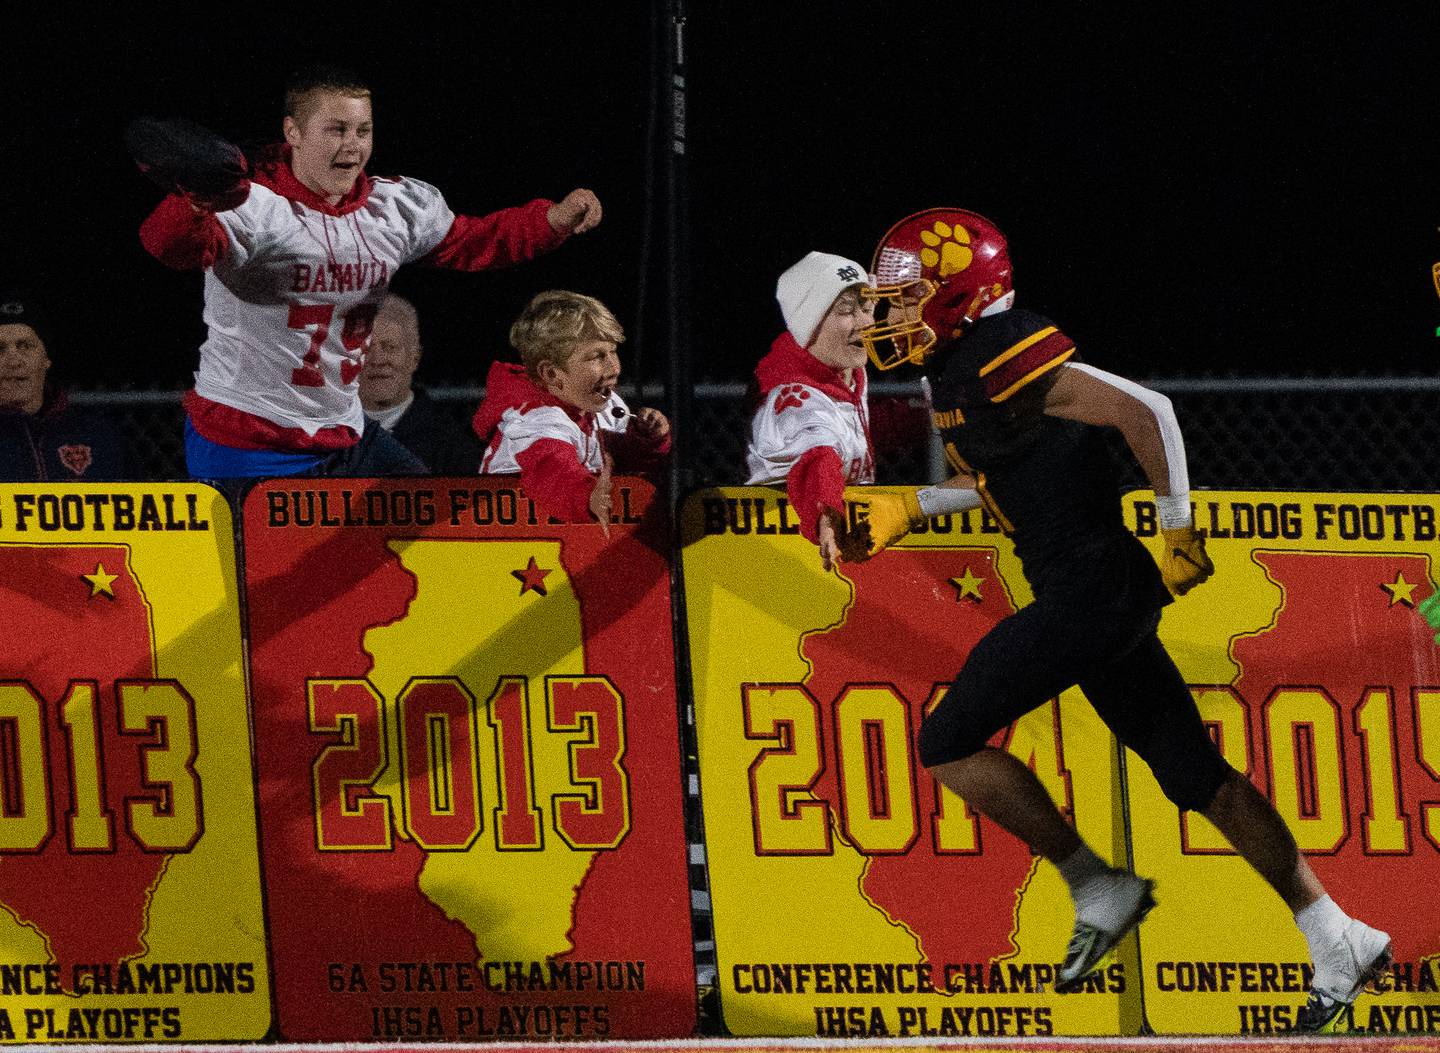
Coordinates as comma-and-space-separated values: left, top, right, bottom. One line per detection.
85, 377, 1440, 492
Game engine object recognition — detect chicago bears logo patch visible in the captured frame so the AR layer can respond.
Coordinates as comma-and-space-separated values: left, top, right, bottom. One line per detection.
58, 444, 93, 476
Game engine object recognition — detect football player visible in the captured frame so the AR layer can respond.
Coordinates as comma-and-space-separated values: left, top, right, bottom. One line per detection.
852, 208, 1390, 1031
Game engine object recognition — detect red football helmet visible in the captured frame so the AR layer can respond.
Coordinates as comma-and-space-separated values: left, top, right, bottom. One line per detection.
860, 208, 1015, 369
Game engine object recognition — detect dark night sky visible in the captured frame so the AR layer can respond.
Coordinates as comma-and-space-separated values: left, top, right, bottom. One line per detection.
3, 3, 1437, 391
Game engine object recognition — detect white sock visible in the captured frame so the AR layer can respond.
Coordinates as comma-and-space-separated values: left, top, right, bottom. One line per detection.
1295, 894, 1349, 951
1056, 842, 1109, 892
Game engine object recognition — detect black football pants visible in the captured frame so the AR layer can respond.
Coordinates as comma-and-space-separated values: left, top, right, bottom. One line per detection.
917, 597, 1231, 812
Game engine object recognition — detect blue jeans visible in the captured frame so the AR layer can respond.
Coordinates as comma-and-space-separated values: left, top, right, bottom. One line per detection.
184, 417, 427, 480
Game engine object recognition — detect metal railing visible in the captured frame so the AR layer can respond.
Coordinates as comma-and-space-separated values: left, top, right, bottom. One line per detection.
73, 377, 1440, 491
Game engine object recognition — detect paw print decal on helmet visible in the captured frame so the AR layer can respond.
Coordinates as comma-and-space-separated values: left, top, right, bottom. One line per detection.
861, 208, 1014, 370
919, 220, 974, 278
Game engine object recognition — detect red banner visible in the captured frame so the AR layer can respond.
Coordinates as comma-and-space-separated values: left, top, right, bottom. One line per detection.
242, 477, 695, 1041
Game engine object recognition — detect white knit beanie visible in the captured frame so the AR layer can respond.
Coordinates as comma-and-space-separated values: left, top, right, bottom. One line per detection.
775, 251, 870, 347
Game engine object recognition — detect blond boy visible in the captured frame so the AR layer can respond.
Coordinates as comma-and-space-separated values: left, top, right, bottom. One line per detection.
474, 291, 670, 525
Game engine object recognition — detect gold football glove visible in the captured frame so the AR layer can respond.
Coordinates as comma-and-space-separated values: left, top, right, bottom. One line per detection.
839, 488, 926, 562
1160, 525, 1214, 596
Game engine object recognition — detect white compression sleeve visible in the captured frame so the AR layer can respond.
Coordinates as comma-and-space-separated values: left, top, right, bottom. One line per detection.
916, 485, 982, 517
1065, 362, 1191, 528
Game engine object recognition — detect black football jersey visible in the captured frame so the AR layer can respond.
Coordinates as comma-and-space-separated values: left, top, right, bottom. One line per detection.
924, 308, 1169, 610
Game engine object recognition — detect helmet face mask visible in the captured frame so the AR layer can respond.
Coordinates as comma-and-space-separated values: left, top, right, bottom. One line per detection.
859, 208, 1014, 370
859, 276, 937, 370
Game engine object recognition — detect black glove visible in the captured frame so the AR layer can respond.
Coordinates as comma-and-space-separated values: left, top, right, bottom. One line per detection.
124, 116, 250, 211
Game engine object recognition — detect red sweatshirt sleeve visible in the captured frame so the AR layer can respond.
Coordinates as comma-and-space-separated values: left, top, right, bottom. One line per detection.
787, 445, 847, 544
514, 438, 598, 523
139, 194, 230, 270
421, 198, 568, 271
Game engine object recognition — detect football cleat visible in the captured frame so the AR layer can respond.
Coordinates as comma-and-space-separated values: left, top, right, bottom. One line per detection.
1293, 920, 1392, 1033
1055, 876, 1156, 993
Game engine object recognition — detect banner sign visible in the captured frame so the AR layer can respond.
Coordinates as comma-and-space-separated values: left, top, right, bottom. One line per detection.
242, 477, 695, 1041
1126, 491, 1440, 1036
681, 488, 1138, 1039
0, 483, 270, 1042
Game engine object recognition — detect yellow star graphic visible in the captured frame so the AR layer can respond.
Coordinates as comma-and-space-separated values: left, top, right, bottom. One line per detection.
950, 566, 984, 602
81, 562, 118, 599
1382, 572, 1418, 607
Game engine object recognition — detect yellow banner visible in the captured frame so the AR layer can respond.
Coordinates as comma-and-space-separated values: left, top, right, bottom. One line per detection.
682, 488, 1137, 1039
1126, 491, 1440, 1036
0, 484, 270, 1042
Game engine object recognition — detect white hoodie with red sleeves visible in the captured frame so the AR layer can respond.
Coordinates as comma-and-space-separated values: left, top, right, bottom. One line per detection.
140, 145, 566, 452
472, 362, 669, 523
745, 332, 874, 541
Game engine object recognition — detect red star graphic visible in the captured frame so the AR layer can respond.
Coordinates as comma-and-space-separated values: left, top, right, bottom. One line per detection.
511, 556, 552, 597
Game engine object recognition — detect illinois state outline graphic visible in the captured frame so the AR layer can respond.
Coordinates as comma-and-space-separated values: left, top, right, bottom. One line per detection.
0, 544, 174, 981
247, 479, 694, 1041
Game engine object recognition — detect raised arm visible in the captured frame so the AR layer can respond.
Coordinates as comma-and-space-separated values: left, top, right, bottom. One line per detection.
128, 116, 250, 270
139, 195, 231, 270
421, 188, 600, 272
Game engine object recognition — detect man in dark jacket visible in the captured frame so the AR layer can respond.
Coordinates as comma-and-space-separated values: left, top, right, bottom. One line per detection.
0, 293, 127, 481
359, 293, 481, 474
